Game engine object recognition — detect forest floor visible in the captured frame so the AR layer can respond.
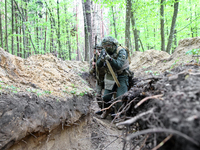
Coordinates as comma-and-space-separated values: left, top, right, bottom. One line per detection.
0, 37, 200, 150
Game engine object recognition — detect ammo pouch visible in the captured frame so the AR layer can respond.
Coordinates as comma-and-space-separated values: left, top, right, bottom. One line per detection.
104, 73, 116, 90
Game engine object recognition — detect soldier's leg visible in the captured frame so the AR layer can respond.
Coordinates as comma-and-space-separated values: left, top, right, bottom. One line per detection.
96, 81, 103, 109
115, 75, 129, 111
101, 88, 116, 119
103, 89, 113, 108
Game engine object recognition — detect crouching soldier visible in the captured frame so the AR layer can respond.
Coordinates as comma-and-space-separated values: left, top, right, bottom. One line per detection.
89, 44, 105, 109
96, 36, 130, 119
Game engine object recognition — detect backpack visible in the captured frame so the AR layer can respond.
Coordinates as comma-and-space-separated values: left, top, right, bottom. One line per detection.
117, 44, 131, 64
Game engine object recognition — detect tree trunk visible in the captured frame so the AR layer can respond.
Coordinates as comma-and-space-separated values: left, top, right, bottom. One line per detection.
111, 5, 117, 39
101, 9, 104, 39
64, 5, 71, 60
25, 2, 30, 57
44, 9, 47, 52
15, 4, 19, 56
125, 0, 131, 48
160, 0, 165, 51
5, 0, 8, 51
82, 0, 90, 61
45, 1, 57, 54
166, 0, 179, 54
0, 10, 3, 48
130, 1, 139, 52
20, 26, 22, 57
14, 0, 36, 56
76, 4, 80, 61
172, 29, 177, 53
57, 0, 61, 58
85, 0, 92, 60
11, 0, 14, 54
195, 5, 197, 37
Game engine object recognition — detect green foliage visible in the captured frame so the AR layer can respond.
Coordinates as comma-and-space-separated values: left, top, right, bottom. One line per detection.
44, 90, 51, 94
145, 70, 159, 75
186, 49, 200, 63
186, 49, 200, 55
37, 92, 42, 96
71, 83, 75, 88
1, 0, 200, 60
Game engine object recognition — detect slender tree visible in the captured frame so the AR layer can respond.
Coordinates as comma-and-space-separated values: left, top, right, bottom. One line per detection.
0, 10, 3, 48
5, 0, 8, 51
82, 0, 90, 61
76, 3, 80, 61
85, 0, 92, 59
44, 8, 47, 52
57, 0, 61, 57
130, 1, 139, 51
160, 0, 165, 51
125, 0, 131, 49
15, 4, 20, 56
166, 0, 179, 54
111, 5, 117, 39
11, 0, 14, 54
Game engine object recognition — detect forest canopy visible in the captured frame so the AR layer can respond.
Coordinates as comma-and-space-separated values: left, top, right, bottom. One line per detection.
0, 0, 199, 61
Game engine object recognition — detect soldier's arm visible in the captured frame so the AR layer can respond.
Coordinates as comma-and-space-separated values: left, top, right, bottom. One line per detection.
109, 49, 127, 70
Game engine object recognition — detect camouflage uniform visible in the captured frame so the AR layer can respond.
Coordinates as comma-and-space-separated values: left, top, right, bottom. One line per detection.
89, 44, 105, 108
96, 36, 129, 118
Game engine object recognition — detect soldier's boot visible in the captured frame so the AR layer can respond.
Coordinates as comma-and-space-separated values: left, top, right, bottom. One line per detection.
100, 110, 110, 119
101, 108, 113, 119
100, 107, 115, 119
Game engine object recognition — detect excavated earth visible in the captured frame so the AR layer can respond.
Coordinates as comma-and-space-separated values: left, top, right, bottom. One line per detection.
0, 37, 200, 150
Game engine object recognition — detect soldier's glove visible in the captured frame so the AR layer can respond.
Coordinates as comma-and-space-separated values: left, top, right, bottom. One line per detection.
105, 54, 112, 61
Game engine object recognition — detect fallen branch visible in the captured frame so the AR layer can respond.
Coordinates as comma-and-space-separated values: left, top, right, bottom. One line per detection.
100, 99, 122, 111
126, 128, 199, 147
152, 134, 173, 150
111, 98, 137, 124
139, 134, 149, 150
134, 94, 163, 109
116, 107, 155, 126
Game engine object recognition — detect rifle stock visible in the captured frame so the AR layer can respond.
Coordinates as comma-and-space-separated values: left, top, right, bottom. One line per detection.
105, 60, 121, 87
95, 35, 98, 79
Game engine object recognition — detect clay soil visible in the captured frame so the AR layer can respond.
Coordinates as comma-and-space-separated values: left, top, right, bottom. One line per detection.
0, 37, 200, 150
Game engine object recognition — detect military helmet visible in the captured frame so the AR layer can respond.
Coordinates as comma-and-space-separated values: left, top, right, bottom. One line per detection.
101, 36, 118, 47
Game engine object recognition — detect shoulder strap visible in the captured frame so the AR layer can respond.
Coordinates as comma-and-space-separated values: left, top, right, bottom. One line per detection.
117, 45, 131, 64
117, 46, 123, 54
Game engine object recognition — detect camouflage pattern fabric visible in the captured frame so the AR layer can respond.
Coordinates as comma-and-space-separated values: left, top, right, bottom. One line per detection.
96, 36, 130, 112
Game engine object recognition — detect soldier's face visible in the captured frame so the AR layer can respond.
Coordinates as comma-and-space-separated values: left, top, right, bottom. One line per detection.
104, 44, 113, 54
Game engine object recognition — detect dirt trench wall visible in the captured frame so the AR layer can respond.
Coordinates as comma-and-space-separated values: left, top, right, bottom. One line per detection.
8, 116, 91, 150
0, 92, 92, 150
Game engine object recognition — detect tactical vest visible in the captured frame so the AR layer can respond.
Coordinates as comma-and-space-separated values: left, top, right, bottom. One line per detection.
109, 46, 129, 75
104, 46, 129, 90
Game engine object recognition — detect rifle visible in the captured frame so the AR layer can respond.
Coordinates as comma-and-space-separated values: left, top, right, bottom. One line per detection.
102, 51, 120, 87
95, 35, 98, 80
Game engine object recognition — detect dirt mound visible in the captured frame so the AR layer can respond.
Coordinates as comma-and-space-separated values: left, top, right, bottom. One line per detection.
0, 48, 94, 150
130, 49, 170, 72
0, 48, 92, 97
130, 37, 200, 77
